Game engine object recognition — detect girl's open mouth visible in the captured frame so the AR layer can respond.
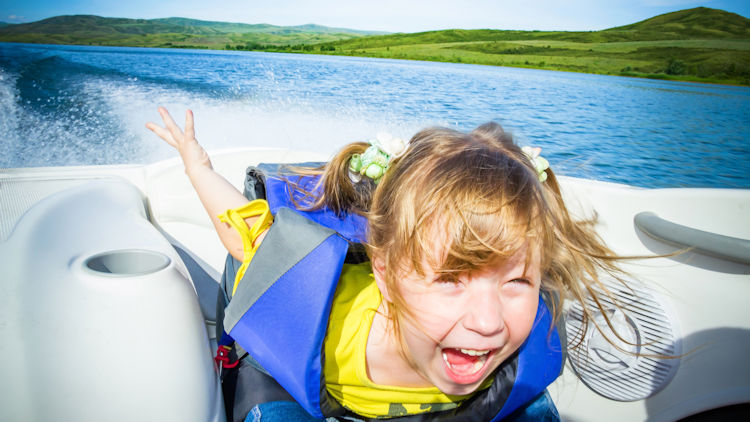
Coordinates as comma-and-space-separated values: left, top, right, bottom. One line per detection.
441, 348, 494, 384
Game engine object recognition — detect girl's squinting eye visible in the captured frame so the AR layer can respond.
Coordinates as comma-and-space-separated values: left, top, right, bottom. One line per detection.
434, 275, 460, 285
509, 278, 531, 285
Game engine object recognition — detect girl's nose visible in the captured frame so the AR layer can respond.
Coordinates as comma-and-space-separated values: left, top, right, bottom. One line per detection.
462, 285, 505, 336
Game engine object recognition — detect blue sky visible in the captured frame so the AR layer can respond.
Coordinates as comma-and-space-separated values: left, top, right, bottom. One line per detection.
2, 0, 748, 32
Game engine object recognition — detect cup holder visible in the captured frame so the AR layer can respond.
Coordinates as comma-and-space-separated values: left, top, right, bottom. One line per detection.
84, 249, 171, 277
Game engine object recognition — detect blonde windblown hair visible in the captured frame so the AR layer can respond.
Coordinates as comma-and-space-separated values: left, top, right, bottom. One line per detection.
292, 121, 629, 353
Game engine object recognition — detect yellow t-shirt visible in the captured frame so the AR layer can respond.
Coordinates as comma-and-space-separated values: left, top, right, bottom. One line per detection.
324, 262, 479, 418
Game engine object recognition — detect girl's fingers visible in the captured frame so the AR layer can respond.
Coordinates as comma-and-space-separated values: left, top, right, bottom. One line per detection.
184, 109, 195, 140
158, 107, 184, 141
145, 122, 178, 147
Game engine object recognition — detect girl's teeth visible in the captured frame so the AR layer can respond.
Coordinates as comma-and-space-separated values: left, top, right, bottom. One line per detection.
459, 349, 490, 356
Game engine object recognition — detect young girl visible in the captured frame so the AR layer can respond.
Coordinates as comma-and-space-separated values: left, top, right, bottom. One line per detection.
147, 108, 626, 422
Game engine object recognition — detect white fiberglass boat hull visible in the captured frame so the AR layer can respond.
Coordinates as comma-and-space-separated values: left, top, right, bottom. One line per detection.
1, 148, 748, 421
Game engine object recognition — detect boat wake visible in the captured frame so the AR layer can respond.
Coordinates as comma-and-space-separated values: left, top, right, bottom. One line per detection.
0, 51, 428, 168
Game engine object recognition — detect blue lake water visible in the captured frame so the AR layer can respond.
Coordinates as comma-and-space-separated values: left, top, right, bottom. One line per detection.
1, 42, 749, 188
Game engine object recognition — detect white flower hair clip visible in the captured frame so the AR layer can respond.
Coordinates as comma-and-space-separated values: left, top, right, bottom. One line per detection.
349, 132, 408, 184
522, 146, 550, 183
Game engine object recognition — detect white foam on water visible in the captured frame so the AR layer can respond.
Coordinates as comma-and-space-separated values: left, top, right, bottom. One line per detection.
91, 77, 429, 166
0, 68, 23, 166
0, 65, 129, 167
1, 68, 432, 168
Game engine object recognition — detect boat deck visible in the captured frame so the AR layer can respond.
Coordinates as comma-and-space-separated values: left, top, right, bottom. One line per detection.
2, 148, 749, 421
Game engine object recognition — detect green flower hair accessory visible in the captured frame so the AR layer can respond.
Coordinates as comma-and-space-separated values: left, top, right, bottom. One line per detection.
349, 132, 407, 184
522, 146, 550, 183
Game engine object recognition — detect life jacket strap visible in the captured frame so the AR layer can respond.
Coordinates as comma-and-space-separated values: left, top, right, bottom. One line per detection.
217, 199, 274, 296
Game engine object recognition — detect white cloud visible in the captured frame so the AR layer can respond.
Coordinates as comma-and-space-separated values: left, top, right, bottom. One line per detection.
5, 14, 26, 22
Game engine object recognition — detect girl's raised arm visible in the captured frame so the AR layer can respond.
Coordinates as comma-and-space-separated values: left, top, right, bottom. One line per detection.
146, 107, 260, 261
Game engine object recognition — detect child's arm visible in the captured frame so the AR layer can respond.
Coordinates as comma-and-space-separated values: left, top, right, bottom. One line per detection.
146, 107, 264, 261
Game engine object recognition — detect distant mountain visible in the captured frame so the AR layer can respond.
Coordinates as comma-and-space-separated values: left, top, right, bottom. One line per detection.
0, 15, 268, 35
149, 17, 384, 36
312, 7, 750, 50
0, 14, 387, 47
608, 7, 750, 39
515, 6, 750, 42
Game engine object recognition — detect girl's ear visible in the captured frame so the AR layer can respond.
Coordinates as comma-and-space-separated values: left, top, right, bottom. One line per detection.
372, 256, 392, 303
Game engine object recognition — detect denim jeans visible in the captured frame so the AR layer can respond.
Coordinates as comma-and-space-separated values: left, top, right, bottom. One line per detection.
244, 389, 559, 422
505, 390, 560, 422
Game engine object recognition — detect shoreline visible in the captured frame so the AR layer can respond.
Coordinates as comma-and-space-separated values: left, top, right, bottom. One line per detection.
2, 40, 748, 88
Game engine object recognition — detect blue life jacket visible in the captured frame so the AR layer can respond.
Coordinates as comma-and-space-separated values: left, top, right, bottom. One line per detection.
217, 165, 565, 421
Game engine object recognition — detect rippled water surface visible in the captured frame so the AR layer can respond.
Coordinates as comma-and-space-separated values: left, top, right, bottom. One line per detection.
1, 43, 748, 188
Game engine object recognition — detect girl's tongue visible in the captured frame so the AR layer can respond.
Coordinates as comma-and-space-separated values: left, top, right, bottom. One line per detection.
442, 348, 488, 378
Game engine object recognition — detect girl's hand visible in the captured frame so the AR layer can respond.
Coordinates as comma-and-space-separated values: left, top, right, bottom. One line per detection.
146, 106, 259, 261
146, 107, 212, 175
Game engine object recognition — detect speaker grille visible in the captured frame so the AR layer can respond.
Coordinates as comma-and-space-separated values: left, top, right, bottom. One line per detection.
566, 279, 681, 401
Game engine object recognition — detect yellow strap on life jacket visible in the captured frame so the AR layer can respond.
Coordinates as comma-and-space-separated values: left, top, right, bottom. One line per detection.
217, 199, 274, 296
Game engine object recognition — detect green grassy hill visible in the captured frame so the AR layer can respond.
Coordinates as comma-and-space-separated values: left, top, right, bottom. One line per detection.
302, 7, 749, 86
0, 15, 384, 48
608, 7, 750, 39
